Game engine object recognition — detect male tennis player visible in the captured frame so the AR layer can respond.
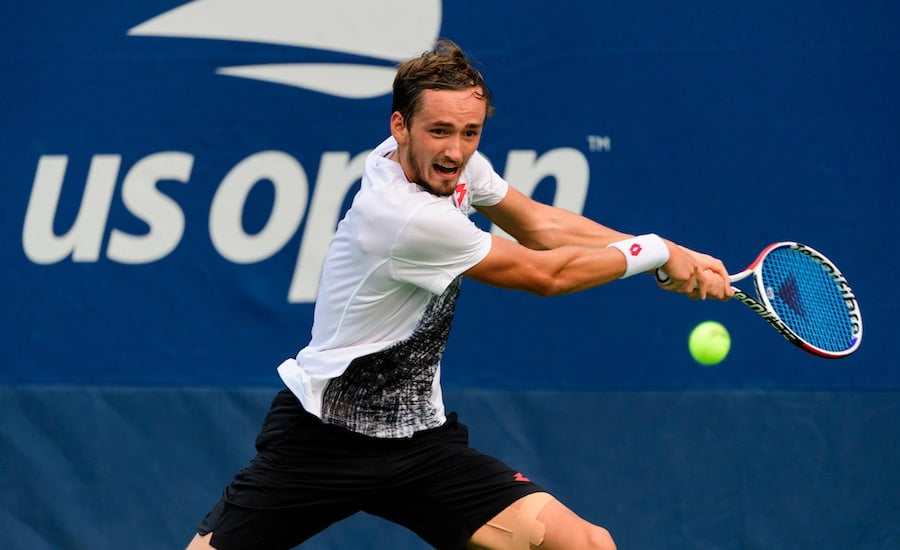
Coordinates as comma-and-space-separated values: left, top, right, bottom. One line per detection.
187, 39, 732, 550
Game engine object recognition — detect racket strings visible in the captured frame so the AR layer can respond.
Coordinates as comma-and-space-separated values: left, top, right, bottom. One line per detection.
759, 248, 856, 353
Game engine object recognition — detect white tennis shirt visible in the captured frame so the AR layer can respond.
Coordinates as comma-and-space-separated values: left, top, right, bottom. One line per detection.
278, 136, 509, 438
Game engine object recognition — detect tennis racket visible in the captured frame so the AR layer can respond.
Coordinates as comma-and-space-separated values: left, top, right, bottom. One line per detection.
660, 242, 862, 358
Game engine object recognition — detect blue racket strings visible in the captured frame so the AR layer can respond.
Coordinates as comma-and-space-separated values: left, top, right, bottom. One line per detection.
759, 247, 857, 353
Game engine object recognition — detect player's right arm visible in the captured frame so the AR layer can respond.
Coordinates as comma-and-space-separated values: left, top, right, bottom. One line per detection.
463, 235, 626, 296
464, 234, 731, 298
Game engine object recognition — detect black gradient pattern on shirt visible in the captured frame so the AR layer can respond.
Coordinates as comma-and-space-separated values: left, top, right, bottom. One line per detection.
321, 277, 461, 438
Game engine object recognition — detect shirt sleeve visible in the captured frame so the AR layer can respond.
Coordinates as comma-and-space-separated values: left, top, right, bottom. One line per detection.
465, 151, 509, 207
389, 201, 493, 294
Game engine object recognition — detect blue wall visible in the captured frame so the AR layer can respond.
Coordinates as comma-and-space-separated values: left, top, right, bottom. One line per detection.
2, 1, 898, 548
2, 388, 898, 549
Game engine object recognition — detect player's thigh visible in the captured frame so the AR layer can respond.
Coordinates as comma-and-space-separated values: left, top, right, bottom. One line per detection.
185, 532, 214, 550
467, 492, 616, 550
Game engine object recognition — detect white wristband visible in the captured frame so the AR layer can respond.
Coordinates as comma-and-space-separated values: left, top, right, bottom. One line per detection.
607, 234, 670, 279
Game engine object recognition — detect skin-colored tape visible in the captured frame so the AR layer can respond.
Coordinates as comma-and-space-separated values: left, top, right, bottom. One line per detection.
483, 492, 554, 549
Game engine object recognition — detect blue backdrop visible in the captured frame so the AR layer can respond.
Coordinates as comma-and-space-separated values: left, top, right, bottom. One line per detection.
2, 1, 898, 548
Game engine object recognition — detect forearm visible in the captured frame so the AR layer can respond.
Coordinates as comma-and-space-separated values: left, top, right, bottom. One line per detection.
516, 204, 631, 250
480, 197, 631, 250
541, 244, 630, 295
466, 237, 631, 297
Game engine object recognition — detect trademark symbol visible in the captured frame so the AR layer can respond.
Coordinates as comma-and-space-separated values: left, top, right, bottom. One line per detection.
586, 135, 611, 152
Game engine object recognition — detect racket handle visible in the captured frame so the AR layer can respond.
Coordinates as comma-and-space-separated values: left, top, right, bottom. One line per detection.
656, 268, 746, 285
655, 268, 673, 286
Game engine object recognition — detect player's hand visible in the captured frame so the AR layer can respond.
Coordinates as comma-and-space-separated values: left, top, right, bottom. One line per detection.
657, 243, 733, 301
685, 269, 733, 301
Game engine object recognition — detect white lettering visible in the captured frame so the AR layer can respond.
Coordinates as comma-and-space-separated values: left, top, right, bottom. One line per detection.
209, 151, 308, 263
22, 147, 592, 302
587, 135, 611, 152
492, 148, 589, 239
108, 152, 193, 263
288, 150, 369, 303
23, 155, 121, 264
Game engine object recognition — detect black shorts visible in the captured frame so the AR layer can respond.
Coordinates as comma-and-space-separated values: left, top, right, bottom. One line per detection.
198, 389, 543, 550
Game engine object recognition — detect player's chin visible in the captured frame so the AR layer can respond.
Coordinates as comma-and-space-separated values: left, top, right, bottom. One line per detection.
423, 175, 458, 197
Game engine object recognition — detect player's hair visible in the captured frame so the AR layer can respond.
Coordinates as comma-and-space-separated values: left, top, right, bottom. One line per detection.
392, 38, 494, 125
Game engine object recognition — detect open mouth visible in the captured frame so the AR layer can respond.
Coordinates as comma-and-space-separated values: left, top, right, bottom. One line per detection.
433, 163, 458, 175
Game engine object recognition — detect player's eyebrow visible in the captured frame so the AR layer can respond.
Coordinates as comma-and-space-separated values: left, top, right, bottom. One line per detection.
429, 120, 483, 129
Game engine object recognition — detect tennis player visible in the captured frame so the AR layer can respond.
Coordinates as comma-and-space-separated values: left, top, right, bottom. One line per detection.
187, 39, 732, 550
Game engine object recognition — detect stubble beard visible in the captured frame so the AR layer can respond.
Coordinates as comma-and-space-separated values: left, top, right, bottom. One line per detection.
401, 149, 457, 197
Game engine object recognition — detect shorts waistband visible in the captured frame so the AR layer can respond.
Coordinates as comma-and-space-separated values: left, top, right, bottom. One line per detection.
275, 388, 461, 448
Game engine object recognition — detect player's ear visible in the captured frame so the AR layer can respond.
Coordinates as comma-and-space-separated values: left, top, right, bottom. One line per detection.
390, 111, 408, 145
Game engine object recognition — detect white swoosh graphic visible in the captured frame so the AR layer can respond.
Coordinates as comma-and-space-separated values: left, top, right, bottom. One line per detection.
128, 0, 441, 98
217, 63, 399, 98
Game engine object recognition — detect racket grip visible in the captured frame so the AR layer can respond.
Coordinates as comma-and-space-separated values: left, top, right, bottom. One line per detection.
657, 267, 742, 288
655, 268, 673, 286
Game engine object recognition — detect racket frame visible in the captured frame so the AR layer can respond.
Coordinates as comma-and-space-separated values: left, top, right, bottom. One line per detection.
729, 241, 862, 358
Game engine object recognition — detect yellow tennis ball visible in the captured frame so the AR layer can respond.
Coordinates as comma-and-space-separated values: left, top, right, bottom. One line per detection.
689, 321, 731, 365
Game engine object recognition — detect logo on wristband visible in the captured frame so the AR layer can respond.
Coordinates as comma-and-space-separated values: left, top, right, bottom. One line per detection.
630, 243, 643, 256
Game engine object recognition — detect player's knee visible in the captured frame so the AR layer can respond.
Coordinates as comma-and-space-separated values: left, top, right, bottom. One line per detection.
584, 525, 616, 550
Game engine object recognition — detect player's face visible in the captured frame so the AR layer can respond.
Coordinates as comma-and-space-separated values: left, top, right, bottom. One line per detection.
391, 88, 487, 197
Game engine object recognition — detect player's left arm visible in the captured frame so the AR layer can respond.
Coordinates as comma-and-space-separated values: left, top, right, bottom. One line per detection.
475, 186, 630, 250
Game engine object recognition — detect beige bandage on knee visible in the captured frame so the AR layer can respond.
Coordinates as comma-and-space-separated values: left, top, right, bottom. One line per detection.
481, 492, 554, 549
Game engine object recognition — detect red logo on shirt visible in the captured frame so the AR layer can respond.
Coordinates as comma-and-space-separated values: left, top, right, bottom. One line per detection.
630, 243, 642, 256
514, 472, 531, 482
454, 182, 468, 208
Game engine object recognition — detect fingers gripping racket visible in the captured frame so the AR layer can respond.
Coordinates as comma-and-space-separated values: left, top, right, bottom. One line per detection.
665, 242, 862, 358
